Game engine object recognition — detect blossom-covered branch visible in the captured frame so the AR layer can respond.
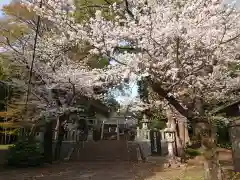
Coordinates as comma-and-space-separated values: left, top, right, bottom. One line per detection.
19, 0, 240, 116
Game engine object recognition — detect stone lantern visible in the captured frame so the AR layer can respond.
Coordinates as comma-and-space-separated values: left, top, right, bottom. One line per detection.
142, 114, 149, 129
164, 127, 176, 157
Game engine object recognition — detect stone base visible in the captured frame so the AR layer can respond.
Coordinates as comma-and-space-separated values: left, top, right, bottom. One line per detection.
163, 156, 185, 168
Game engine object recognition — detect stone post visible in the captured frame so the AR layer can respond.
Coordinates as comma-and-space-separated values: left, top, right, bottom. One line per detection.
116, 119, 120, 140
164, 128, 175, 157
229, 120, 240, 172
142, 114, 148, 129
136, 126, 140, 139
87, 130, 93, 141
36, 131, 44, 142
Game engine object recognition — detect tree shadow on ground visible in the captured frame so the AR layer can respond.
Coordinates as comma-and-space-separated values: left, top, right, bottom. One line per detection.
0, 147, 236, 180
0, 157, 168, 180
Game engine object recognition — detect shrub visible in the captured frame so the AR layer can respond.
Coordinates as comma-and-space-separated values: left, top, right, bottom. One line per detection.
185, 148, 201, 158
211, 119, 231, 149
217, 143, 232, 149
6, 136, 44, 167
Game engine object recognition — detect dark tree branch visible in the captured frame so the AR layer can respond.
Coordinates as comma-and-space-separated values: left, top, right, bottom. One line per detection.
5, 37, 24, 55
150, 80, 210, 124
67, 78, 76, 106
149, 80, 190, 118
124, 0, 134, 18
25, 0, 43, 110
220, 33, 240, 44
51, 88, 62, 107
103, 0, 111, 4
176, 37, 180, 68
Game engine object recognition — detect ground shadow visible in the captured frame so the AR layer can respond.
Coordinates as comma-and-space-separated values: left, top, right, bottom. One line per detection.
0, 157, 168, 180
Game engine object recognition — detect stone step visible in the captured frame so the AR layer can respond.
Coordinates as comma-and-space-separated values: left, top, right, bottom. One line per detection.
57, 140, 142, 162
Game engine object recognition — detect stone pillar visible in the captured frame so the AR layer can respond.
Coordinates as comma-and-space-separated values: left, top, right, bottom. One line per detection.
164, 128, 175, 157
160, 130, 165, 140
142, 114, 148, 129
116, 119, 120, 140
160, 130, 168, 155
101, 120, 105, 140
136, 127, 140, 139
229, 120, 240, 172
142, 114, 150, 140
168, 141, 174, 157
36, 131, 44, 142
87, 130, 93, 141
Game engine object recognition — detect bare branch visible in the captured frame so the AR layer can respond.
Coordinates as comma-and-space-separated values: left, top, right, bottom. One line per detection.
124, 0, 134, 18
220, 33, 240, 44
67, 78, 76, 106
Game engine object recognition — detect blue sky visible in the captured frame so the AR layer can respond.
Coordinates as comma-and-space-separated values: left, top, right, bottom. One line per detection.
0, 0, 10, 16
0, 0, 9, 7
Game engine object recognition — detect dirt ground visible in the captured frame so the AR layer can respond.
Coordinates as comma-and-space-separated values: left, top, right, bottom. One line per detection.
0, 161, 204, 180
0, 149, 235, 180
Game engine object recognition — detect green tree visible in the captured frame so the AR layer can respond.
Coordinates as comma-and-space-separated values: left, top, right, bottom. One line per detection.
74, 0, 120, 22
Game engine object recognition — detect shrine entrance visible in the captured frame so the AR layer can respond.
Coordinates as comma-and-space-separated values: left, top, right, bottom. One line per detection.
150, 130, 162, 155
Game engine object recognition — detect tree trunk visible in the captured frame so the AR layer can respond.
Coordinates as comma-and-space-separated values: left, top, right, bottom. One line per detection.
165, 106, 182, 167
166, 106, 189, 160
175, 122, 185, 159
44, 121, 53, 164
203, 145, 224, 180
193, 96, 207, 148
54, 118, 60, 140
194, 96, 223, 179
204, 155, 223, 180
177, 114, 190, 146
165, 108, 224, 179
54, 114, 67, 161
229, 120, 240, 172
176, 114, 190, 162
150, 82, 223, 178
54, 121, 65, 161
200, 120, 224, 180
165, 106, 177, 157
54, 134, 64, 161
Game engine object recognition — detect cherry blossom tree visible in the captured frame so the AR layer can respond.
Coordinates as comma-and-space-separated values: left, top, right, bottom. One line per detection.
24, 0, 240, 106
19, 0, 240, 179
